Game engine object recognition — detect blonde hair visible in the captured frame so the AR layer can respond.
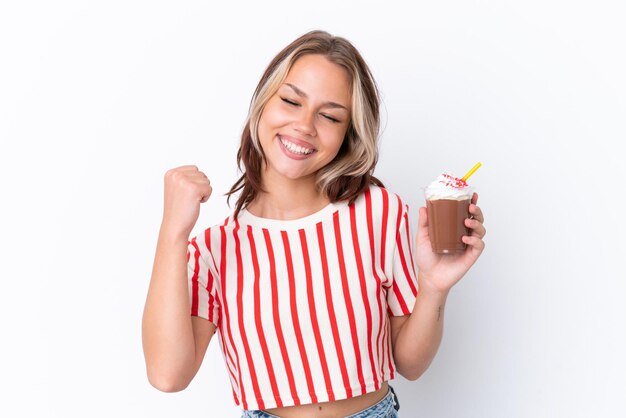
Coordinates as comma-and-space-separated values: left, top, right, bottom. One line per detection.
226, 30, 384, 219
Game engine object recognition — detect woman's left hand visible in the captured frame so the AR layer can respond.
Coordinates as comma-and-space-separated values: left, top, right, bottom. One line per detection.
414, 192, 486, 295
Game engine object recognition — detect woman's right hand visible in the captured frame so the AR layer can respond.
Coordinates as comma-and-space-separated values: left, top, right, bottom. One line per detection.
161, 165, 212, 240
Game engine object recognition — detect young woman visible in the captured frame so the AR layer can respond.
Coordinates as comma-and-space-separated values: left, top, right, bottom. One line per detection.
142, 30, 486, 418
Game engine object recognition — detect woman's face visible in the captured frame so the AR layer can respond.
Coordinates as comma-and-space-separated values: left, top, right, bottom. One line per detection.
257, 54, 352, 184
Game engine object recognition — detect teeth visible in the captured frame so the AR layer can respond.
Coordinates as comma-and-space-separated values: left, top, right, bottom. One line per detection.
280, 137, 313, 155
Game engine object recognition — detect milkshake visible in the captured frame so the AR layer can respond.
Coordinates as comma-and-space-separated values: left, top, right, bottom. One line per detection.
425, 173, 474, 254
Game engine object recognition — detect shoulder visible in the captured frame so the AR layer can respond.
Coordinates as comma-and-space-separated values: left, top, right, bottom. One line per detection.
188, 216, 232, 254
355, 184, 408, 215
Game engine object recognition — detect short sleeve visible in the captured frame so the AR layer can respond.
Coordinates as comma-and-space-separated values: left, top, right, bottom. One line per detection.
387, 203, 419, 316
187, 235, 220, 327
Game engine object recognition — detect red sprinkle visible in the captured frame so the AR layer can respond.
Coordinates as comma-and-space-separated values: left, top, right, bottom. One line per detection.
438, 173, 468, 189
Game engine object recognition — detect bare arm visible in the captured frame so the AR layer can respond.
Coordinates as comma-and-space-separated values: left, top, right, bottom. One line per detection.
391, 198, 486, 380
141, 166, 215, 392
390, 282, 448, 381
141, 227, 216, 391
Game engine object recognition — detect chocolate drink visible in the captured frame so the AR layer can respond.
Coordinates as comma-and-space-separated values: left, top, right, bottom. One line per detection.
426, 198, 470, 254
424, 173, 474, 254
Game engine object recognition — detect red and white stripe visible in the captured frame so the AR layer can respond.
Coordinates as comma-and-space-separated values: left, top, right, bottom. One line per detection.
187, 185, 418, 410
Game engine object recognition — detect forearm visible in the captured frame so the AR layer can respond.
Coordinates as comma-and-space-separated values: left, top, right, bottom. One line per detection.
141, 225, 196, 391
392, 275, 449, 381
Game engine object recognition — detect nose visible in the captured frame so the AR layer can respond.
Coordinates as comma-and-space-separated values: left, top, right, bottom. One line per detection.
293, 110, 317, 137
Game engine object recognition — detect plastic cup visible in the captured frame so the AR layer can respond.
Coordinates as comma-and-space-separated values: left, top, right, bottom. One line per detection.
424, 187, 473, 254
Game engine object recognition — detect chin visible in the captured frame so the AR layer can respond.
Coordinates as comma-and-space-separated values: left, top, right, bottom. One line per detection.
274, 165, 315, 181
280, 170, 311, 180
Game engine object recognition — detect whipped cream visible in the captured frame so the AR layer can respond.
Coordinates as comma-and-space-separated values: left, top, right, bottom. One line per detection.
425, 173, 473, 200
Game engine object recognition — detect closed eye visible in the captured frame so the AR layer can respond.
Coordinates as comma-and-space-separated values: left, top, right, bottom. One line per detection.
281, 97, 299, 106
281, 97, 341, 123
322, 114, 340, 123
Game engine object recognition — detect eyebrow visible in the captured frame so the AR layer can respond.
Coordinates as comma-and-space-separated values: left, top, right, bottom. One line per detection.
284, 83, 349, 110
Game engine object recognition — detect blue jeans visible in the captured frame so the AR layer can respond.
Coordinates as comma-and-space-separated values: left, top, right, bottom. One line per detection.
241, 385, 400, 418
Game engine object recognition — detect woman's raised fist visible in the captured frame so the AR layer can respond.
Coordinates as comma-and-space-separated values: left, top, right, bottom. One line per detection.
161, 165, 212, 239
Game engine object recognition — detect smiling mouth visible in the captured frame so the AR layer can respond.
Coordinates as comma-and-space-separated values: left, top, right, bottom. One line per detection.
278, 135, 316, 155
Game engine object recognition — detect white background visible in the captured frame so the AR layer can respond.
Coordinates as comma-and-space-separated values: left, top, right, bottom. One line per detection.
1, 1, 625, 417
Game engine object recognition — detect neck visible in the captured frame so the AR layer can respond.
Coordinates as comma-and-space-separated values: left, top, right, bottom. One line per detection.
247, 171, 330, 220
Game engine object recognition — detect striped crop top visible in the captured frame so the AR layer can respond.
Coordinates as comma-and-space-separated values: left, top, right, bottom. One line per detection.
186, 185, 419, 411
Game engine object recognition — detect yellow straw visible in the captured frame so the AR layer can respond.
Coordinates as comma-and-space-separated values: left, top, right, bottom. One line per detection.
461, 162, 482, 181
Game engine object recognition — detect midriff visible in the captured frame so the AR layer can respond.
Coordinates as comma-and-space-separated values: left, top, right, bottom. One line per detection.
263, 382, 389, 418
